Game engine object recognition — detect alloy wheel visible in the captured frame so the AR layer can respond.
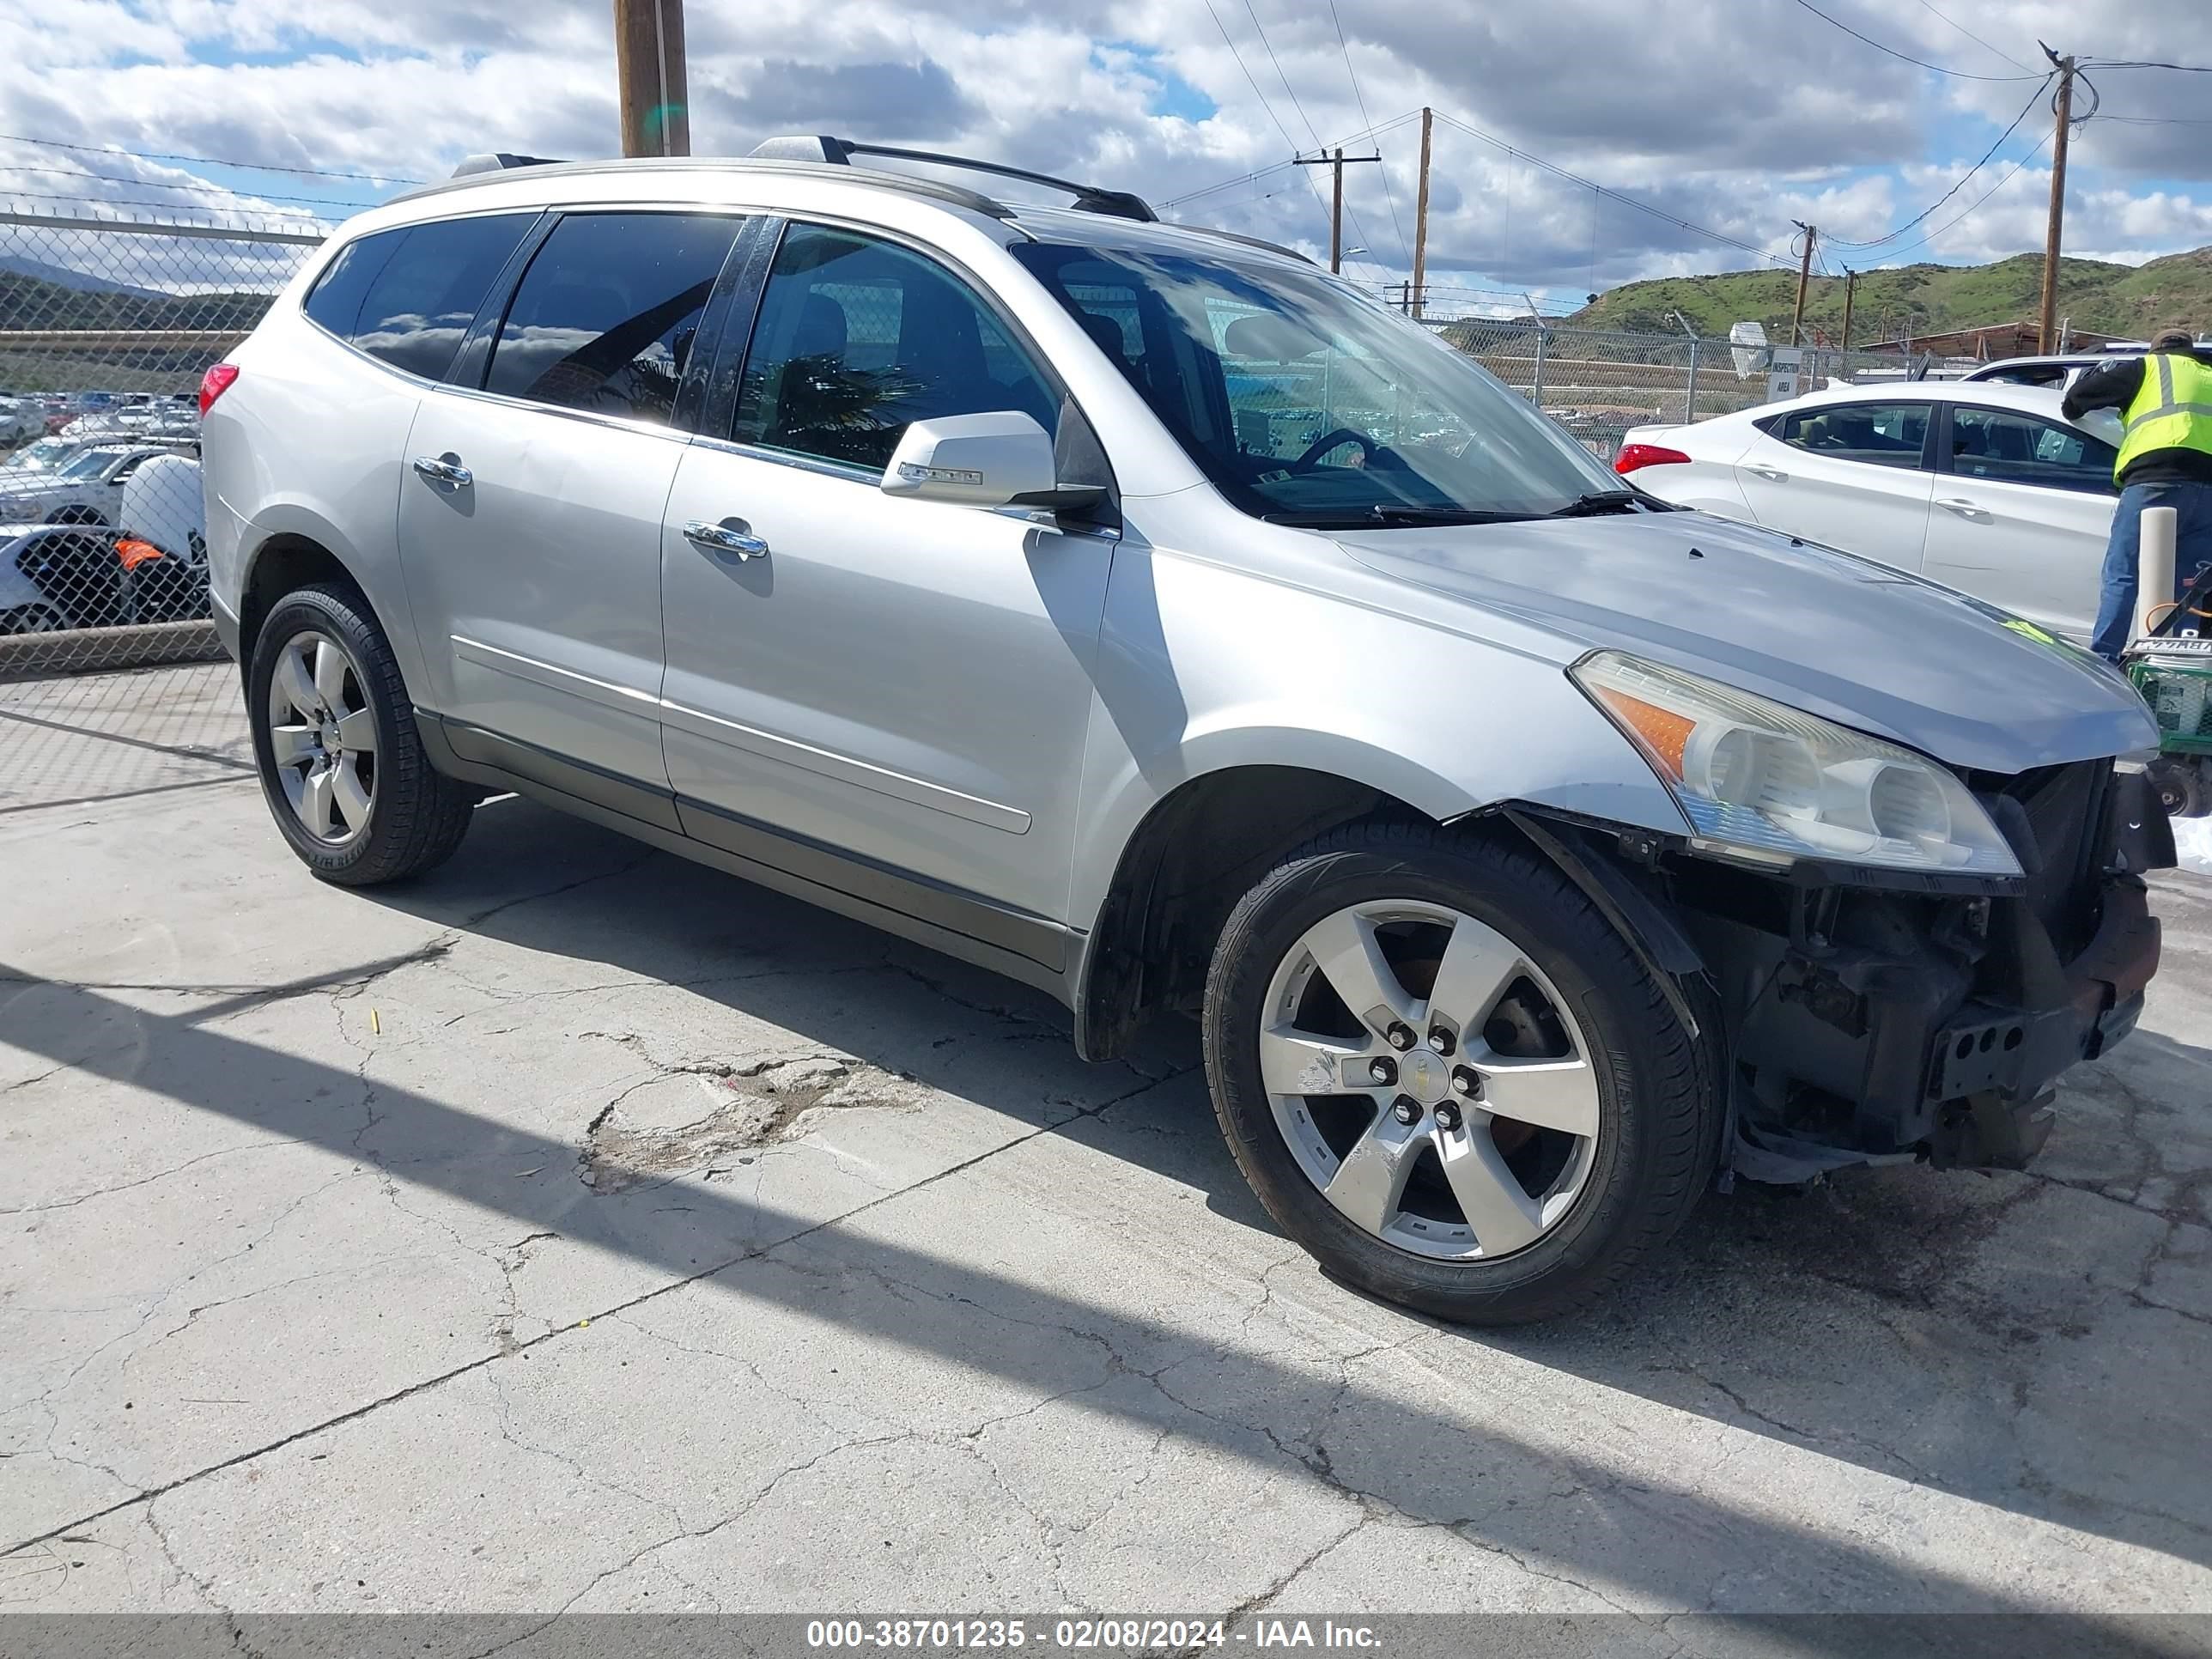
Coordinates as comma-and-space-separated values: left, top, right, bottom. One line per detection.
1258, 899, 1602, 1261
266, 629, 377, 843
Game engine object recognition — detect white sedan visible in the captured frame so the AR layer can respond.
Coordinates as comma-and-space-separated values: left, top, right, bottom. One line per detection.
1617, 381, 2122, 639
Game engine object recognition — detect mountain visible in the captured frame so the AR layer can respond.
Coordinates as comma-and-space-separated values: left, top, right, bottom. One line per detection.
0, 255, 164, 301
1569, 247, 2212, 343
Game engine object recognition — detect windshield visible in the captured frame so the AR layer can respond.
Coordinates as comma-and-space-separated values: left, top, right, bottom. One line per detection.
1012, 242, 1620, 526
3, 439, 70, 473
58, 447, 126, 479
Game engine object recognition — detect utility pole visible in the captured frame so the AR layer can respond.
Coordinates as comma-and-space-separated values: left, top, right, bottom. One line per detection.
1293, 148, 1382, 274
2038, 45, 2075, 353
1790, 221, 1817, 346
1411, 106, 1433, 319
1840, 268, 1857, 353
613, 0, 690, 157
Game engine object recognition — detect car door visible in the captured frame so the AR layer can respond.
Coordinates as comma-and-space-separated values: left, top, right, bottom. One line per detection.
1731, 399, 1936, 569
658, 220, 1112, 966
396, 208, 748, 813
1921, 402, 2118, 638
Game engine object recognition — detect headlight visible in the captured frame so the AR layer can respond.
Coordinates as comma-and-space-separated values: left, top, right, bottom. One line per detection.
1572, 651, 2021, 878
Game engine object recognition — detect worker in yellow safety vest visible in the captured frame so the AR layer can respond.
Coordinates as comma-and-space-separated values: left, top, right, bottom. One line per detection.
2063, 326, 2212, 660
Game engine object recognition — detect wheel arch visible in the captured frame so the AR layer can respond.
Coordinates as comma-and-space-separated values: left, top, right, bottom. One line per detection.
237, 526, 376, 671
1072, 759, 1466, 1060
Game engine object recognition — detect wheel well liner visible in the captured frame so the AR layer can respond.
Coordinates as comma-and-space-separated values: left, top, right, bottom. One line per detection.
238, 535, 366, 663
1073, 765, 1416, 1060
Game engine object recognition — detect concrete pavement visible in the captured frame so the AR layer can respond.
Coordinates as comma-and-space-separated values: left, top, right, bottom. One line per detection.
3, 664, 2210, 1630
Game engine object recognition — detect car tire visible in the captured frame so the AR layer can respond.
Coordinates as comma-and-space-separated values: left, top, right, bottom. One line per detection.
2149, 757, 2211, 819
246, 583, 476, 885
1203, 818, 1717, 1327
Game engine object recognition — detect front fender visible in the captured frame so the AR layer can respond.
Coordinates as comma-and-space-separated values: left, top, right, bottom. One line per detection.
1066, 534, 1687, 933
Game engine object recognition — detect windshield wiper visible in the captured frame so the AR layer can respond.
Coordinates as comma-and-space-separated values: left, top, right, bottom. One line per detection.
1362, 504, 1536, 526
1548, 489, 1669, 518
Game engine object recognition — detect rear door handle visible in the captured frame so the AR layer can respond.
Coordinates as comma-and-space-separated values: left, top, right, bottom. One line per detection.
1744, 464, 1789, 482
412, 453, 472, 489
1936, 497, 1990, 520
684, 519, 770, 562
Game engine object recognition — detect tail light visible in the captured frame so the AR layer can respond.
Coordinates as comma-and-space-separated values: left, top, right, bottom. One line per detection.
1614, 441, 1691, 475
198, 363, 240, 416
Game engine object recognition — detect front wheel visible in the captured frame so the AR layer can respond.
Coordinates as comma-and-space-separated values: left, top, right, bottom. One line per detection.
2151, 757, 2210, 819
246, 584, 476, 885
1203, 821, 1717, 1326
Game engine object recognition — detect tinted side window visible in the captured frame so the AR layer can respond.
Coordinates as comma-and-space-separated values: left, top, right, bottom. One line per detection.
1949, 406, 2118, 495
484, 212, 741, 424
1775, 402, 1930, 469
307, 214, 536, 380
733, 224, 1058, 471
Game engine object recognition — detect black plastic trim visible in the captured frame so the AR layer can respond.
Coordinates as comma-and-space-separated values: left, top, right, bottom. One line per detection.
414, 711, 1074, 986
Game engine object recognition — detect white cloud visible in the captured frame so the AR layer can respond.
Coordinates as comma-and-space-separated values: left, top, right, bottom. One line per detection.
0, 0, 2203, 298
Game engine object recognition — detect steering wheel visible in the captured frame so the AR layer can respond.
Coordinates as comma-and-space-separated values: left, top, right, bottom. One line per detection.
1288, 428, 1375, 472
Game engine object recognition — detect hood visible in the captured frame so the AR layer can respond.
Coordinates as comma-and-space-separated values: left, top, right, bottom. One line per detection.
1334, 509, 2156, 776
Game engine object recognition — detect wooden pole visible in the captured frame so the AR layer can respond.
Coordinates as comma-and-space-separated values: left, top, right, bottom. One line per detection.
613, 0, 690, 157
1411, 106, 1432, 319
1294, 149, 1378, 275
1840, 269, 1856, 353
1790, 221, 1816, 346
2038, 52, 2075, 353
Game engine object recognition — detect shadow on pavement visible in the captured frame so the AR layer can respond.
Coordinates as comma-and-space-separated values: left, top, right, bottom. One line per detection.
4, 797, 2207, 1628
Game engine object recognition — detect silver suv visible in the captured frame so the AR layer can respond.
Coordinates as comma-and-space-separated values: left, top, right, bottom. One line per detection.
200, 139, 2171, 1324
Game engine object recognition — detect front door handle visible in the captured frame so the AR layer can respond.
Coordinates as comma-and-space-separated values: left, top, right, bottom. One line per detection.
684, 519, 770, 562
412, 453, 472, 489
1936, 497, 1990, 520
1744, 464, 1790, 483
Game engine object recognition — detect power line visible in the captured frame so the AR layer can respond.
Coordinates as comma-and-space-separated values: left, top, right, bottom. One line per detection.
0, 131, 418, 185
1824, 74, 2051, 250
1783, 0, 2048, 81
1911, 0, 2035, 72
1842, 126, 2054, 267
1428, 110, 1799, 270
1159, 111, 1419, 208
2082, 58, 2212, 74
1325, 0, 1410, 267
1238, 0, 1383, 270
1198, 0, 1335, 236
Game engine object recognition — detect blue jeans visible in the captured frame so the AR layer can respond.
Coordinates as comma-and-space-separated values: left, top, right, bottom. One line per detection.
2092, 479, 2212, 661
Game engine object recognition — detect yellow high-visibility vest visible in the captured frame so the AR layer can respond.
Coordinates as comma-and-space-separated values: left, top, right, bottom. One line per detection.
2114, 351, 2212, 481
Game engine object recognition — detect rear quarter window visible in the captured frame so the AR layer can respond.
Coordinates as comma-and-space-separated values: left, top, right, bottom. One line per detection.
302, 213, 538, 381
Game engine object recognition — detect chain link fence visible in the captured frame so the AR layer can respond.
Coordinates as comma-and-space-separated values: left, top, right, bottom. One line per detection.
1, 208, 321, 682
1430, 315, 1905, 460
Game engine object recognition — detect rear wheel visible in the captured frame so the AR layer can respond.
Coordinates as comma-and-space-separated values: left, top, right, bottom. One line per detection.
246, 584, 475, 884
2150, 757, 2211, 818
1204, 821, 1716, 1326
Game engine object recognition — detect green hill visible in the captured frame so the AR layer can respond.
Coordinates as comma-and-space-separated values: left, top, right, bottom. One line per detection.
1570, 247, 2212, 343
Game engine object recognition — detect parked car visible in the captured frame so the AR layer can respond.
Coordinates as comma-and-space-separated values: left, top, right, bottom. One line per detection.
0, 396, 44, 446
0, 520, 204, 632
0, 439, 198, 526
200, 141, 2169, 1324
1617, 381, 2124, 639
1957, 349, 2157, 388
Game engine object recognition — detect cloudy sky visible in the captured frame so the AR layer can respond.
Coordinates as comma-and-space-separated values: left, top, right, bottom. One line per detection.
3, 0, 2208, 319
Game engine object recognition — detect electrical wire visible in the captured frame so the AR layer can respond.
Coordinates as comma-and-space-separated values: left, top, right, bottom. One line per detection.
1824, 74, 2051, 251
0, 131, 418, 185
1911, 0, 2035, 72
1429, 110, 1800, 270
1783, 0, 2048, 81
1198, 0, 1335, 236
2082, 58, 2212, 74
1159, 111, 1419, 208
1833, 126, 2054, 267
1239, 0, 1383, 270
1325, 0, 1411, 267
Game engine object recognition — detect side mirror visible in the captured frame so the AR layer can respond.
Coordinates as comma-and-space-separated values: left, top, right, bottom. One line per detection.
879, 411, 1100, 512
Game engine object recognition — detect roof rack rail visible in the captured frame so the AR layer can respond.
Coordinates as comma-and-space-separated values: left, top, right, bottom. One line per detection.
451, 152, 568, 178
750, 136, 1157, 223
1180, 225, 1316, 265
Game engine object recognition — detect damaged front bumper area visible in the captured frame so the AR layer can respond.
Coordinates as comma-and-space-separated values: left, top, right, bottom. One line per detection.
1528, 762, 2172, 1184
